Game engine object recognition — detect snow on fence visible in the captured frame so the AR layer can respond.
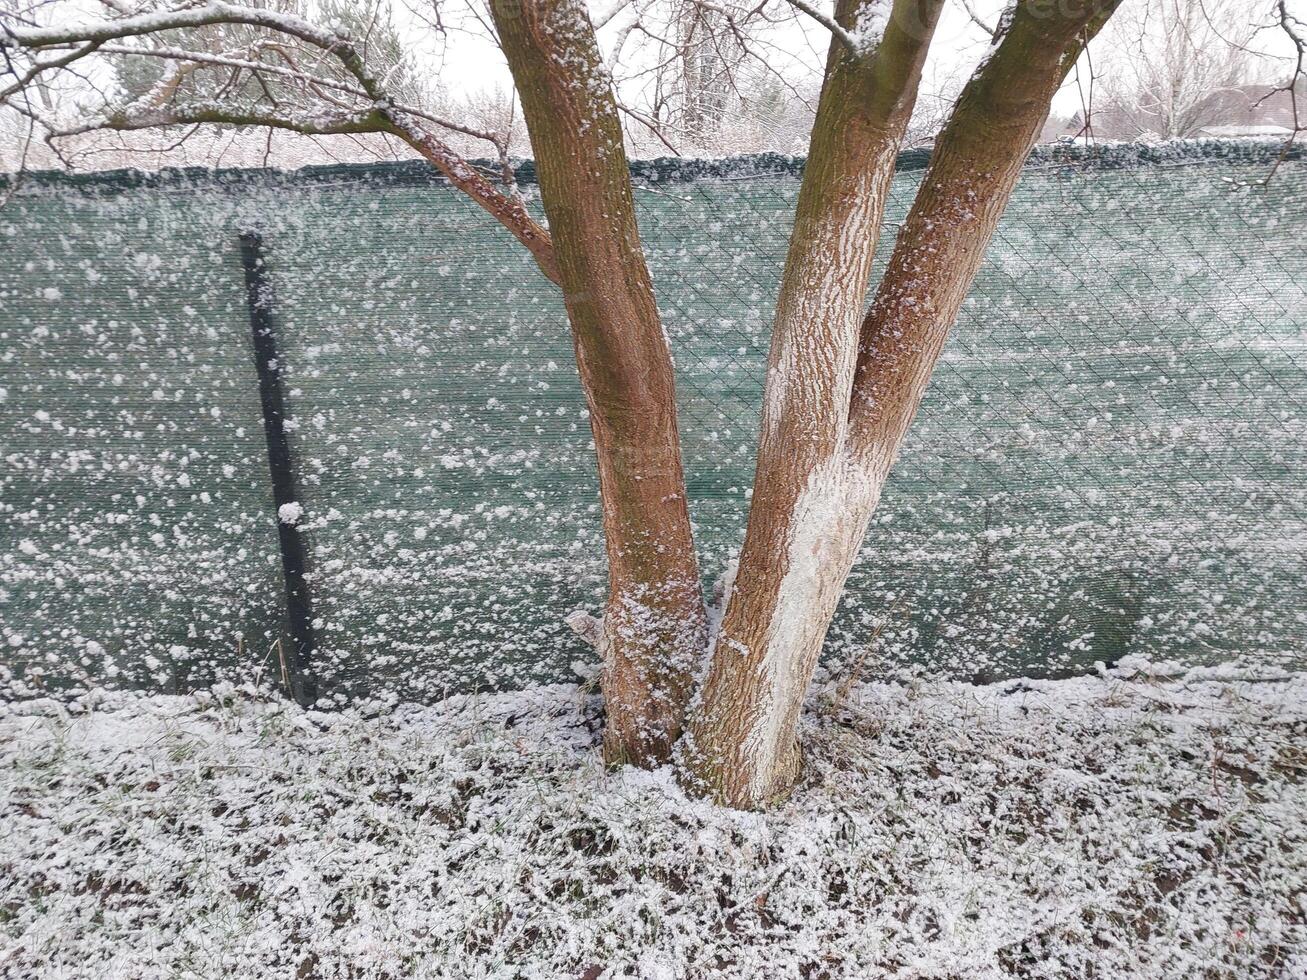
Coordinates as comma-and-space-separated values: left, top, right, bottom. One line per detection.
1, 142, 1304, 707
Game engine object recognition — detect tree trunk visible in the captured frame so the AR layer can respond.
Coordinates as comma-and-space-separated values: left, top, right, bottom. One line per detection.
847, 0, 1122, 454
491, 0, 708, 766
678, 0, 943, 805
680, 0, 1121, 808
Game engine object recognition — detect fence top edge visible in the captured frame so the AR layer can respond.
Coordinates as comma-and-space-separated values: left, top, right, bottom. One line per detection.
1, 138, 1301, 200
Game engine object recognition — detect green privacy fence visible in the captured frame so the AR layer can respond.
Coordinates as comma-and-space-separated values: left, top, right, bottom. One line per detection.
1, 141, 1304, 706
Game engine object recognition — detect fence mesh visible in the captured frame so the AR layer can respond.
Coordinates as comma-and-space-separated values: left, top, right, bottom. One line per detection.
1, 142, 1304, 706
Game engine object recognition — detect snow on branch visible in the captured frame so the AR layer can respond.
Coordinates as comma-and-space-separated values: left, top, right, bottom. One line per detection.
954, 0, 996, 38
565, 610, 604, 648
0, 40, 103, 103
780, 0, 863, 54
6, 1, 381, 97
48, 102, 390, 139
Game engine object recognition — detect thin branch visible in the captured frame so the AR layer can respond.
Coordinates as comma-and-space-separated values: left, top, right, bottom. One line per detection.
779, 0, 860, 54
0, 108, 37, 207
5, 1, 387, 99
0, 39, 101, 101
1071, 29, 1098, 141
956, 0, 995, 38
617, 100, 682, 153
1242, 0, 1305, 186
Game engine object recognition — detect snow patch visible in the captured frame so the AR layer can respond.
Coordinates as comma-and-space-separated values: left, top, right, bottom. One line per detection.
1, 666, 1304, 977
277, 501, 304, 525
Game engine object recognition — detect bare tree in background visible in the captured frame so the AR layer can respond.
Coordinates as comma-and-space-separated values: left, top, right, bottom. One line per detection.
4, 0, 1128, 807
594, 0, 826, 154
1093, 0, 1274, 139
674, 0, 740, 147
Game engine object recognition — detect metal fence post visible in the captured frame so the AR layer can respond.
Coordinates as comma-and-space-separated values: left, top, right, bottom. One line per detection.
239, 230, 318, 707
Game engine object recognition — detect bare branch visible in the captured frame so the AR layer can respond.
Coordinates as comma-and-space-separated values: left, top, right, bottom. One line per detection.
617, 99, 682, 153
4, 1, 386, 99
0, 108, 37, 207
382, 114, 558, 284
955, 0, 995, 38
1242, 0, 1306, 185
0, 39, 101, 102
48, 102, 391, 139
779, 0, 860, 54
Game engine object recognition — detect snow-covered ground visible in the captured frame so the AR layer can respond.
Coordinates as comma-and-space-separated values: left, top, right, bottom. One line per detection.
2, 659, 1304, 979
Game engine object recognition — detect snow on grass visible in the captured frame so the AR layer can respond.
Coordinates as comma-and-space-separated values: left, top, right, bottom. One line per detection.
2, 661, 1304, 979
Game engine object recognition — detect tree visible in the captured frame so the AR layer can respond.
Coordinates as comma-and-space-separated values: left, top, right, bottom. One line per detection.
3, 0, 1123, 807
1092, 0, 1271, 139
673, 0, 739, 146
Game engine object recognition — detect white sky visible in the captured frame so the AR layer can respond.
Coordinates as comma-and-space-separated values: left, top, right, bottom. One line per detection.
417, 0, 1028, 105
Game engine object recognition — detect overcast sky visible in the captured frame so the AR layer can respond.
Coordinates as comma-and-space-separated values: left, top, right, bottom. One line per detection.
417, 0, 1038, 105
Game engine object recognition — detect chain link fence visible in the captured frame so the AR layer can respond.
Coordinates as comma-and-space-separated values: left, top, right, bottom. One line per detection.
1, 141, 1304, 706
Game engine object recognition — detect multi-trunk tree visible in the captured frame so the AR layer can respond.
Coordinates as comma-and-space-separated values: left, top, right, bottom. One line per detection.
4, 0, 1122, 808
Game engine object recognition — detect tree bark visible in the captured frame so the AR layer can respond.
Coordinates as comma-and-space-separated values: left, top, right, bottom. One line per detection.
680, 0, 1121, 808
490, 0, 708, 766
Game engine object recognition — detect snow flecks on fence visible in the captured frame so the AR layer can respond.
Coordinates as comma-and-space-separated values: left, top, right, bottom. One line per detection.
1, 661, 1304, 978
0, 147, 1305, 703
